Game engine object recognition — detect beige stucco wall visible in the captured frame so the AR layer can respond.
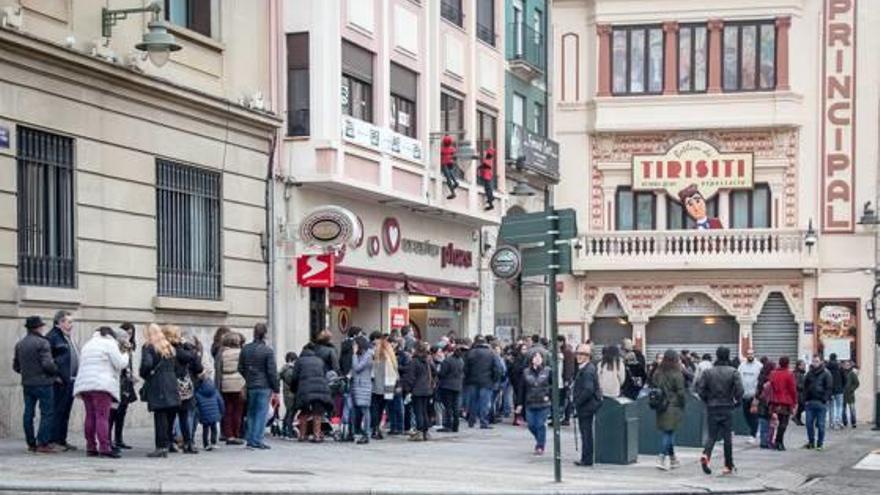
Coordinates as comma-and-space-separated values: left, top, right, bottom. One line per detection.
0, 2, 278, 438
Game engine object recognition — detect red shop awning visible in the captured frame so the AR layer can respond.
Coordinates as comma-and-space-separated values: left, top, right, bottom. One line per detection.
407, 277, 480, 300
334, 267, 406, 292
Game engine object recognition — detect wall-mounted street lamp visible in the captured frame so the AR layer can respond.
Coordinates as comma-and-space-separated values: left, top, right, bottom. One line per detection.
804, 219, 818, 253
510, 181, 537, 197
102, 1, 181, 67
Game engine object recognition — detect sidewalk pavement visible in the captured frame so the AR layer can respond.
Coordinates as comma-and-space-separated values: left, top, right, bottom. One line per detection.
0, 421, 874, 495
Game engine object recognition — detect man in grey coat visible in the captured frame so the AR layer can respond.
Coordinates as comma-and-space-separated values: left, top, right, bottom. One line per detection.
696, 346, 744, 476
13, 316, 59, 453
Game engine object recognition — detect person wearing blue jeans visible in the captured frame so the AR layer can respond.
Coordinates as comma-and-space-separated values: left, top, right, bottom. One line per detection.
468, 387, 493, 428
805, 402, 827, 450
525, 406, 550, 451
830, 393, 844, 429
237, 323, 278, 450
463, 336, 501, 429
14, 316, 60, 453
802, 355, 832, 450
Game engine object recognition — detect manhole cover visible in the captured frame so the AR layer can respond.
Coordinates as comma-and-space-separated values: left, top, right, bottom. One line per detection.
245, 469, 314, 476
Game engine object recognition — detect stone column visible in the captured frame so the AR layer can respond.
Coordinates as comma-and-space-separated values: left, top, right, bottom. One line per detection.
775, 16, 791, 91
596, 24, 612, 96
707, 19, 724, 93
663, 22, 679, 95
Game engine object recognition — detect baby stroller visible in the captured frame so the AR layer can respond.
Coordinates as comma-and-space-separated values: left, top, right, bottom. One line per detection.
291, 372, 347, 442
328, 374, 350, 442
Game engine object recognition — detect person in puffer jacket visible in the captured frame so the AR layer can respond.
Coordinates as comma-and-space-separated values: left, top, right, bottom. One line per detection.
73, 327, 129, 458
194, 377, 225, 451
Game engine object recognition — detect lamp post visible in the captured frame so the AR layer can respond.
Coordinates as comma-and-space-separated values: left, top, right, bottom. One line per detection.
101, 1, 182, 67
857, 202, 880, 429
511, 180, 562, 482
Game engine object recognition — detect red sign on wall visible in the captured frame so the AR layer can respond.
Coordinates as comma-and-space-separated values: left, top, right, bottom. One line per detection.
329, 287, 359, 307
296, 254, 335, 287
390, 308, 409, 330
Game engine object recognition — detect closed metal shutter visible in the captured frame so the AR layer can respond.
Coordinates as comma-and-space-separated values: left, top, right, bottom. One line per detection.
589, 318, 632, 358
646, 316, 739, 363
752, 293, 798, 362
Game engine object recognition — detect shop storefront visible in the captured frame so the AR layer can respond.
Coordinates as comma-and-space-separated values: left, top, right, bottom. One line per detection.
284, 190, 482, 350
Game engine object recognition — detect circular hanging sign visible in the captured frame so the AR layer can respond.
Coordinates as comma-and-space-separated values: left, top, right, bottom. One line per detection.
490, 245, 522, 280
299, 206, 358, 248
381, 217, 401, 254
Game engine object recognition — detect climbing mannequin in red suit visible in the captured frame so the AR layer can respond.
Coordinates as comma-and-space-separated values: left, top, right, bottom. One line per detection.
440, 135, 460, 199
479, 145, 496, 211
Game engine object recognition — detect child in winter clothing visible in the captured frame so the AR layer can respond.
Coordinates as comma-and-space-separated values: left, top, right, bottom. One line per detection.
279, 352, 298, 438
194, 377, 225, 450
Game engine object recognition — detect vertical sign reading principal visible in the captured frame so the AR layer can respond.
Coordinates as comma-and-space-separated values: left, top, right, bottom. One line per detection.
821, 0, 857, 233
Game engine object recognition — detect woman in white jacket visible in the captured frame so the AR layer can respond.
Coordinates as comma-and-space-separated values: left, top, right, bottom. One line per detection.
73, 327, 129, 458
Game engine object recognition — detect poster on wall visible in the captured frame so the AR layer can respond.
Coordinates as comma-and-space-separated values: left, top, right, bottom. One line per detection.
390, 307, 409, 330
814, 299, 859, 363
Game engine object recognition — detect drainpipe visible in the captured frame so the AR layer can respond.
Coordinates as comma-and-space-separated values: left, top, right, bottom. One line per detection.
266, 0, 282, 344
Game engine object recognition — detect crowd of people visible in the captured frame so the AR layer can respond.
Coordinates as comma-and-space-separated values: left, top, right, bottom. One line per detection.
11, 312, 861, 474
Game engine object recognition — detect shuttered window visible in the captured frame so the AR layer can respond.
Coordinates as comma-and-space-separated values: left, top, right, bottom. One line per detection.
645, 316, 739, 362
752, 293, 798, 362
390, 63, 418, 137
342, 41, 374, 122
16, 127, 76, 287
156, 159, 222, 300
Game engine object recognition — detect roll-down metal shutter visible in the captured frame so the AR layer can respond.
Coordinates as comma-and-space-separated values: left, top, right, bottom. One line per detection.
589, 318, 632, 359
752, 293, 798, 362
646, 316, 739, 363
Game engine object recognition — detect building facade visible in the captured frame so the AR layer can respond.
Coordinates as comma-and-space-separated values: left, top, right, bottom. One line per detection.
553, 0, 879, 420
276, 0, 506, 351
495, 0, 559, 340
0, 0, 279, 437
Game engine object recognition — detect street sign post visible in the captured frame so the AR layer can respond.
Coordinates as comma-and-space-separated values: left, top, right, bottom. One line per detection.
499, 203, 578, 483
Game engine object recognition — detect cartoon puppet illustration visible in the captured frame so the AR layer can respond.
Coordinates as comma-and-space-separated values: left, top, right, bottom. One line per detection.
678, 184, 723, 230
440, 135, 460, 199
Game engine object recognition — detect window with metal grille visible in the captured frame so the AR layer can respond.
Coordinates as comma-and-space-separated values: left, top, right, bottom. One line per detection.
17, 127, 76, 287
156, 159, 221, 300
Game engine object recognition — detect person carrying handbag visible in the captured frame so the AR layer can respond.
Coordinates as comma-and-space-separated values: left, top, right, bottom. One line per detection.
109, 323, 137, 451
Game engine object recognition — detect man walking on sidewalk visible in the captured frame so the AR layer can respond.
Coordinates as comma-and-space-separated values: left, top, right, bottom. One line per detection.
464, 336, 501, 429
13, 316, 59, 453
238, 323, 279, 450
803, 354, 833, 450
46, 310, 78, 451
696, 346, 743, 476
738, 349, 762, 444
572, 344, 602, 467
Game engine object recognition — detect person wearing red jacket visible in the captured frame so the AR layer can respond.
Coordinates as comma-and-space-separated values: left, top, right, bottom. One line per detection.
440, 135, 459, 199
479, 145, 496, 210
768, 356, 797, 451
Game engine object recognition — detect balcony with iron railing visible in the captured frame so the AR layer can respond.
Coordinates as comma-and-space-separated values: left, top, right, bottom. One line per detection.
576, 228, 817, 271
506, 22, 545, 80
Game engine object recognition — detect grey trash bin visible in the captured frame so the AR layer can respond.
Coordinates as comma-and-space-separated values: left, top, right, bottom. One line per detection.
595, 396, 639, 464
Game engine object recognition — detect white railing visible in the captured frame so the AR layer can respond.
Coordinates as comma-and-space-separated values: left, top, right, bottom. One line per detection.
578, 229, 813, 270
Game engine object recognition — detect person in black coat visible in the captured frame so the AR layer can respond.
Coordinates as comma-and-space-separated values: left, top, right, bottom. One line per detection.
290, 345, 334, 442
403, 342, 435, 441
164, 326, 204, 454
110, 322, 137, 450
46, 310, 78, 451
139, 324, 180, 458
437, 346, 464, 432
464, 336, 501, 429
313, 330, 340, 374
339, 326, 362, 377
508, 342, 529, 426
572, 343, 602, 466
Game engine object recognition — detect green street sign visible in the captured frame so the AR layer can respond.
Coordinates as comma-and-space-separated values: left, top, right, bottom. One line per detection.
499, 208, 577, 244
521, 243, 572, 277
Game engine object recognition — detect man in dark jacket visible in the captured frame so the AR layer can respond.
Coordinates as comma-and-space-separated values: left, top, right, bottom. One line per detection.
464, 336, 501, 429
13, 316, 59, 453
803, 355, 833, 450
313, 330, 339, 374
572, 343, 602, 467
290, 345, 333, 442
46, 310, 78, 451
825, 353, 844, 429
696, 346, 743, 475
238, 323, 279, 450
558, 336, 577, 425
339, 326, 362, 377
437, 347, 464, 432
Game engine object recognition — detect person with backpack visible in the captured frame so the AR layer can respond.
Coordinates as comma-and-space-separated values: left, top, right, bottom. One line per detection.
696, 346, 744, 476
768, 356, 797, 450
803, 354, 833, 450
842, 360, 859, 428
652, 349, 686, 470
572, 343, 602, 467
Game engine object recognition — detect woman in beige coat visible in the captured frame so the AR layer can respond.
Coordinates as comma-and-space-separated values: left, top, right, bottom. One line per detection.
597, 345, 626, 398
215, 332, 246, 445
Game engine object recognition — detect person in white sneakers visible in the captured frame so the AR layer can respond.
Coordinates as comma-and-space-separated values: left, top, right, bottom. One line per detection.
738, 349, 762, 444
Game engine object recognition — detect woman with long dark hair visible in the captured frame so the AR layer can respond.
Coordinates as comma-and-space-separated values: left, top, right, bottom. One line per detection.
598, 345, 626, 398
756, 360, 777, 449
653, 349, 686, 470
403, 342, 435, 442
